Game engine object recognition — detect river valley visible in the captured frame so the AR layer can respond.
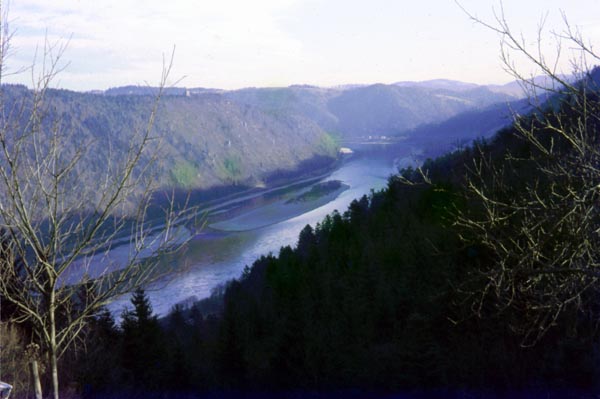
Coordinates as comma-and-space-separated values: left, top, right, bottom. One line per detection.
109, 145, 413, 315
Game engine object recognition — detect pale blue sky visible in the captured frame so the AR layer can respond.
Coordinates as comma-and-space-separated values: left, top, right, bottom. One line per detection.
5, 0, 600, 91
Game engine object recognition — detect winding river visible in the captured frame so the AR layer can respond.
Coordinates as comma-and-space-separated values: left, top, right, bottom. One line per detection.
109, 145, 410, 315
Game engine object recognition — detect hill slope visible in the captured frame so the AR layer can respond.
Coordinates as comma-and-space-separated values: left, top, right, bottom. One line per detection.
224, 83, 517, 138
2, 85, 338, 198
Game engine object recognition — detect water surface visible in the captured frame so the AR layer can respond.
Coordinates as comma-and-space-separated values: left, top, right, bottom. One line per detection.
110, 146, 404, 315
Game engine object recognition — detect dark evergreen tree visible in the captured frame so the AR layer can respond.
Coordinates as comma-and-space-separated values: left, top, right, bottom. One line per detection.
120, 289, 166, 392
78, 308, 122, 396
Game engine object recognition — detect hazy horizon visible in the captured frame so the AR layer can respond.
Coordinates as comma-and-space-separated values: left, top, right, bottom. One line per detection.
2, 76, 529, 93
5, 0, 600, 91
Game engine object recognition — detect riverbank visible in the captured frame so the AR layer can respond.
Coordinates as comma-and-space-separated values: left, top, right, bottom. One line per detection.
149, 154, 342, 220
61, 155, 342, 285
108, 149, 398, 316
209, 180, 350, 232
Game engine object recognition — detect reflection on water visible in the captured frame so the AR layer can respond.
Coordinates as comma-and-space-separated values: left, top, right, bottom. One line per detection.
109, 147, 403, 315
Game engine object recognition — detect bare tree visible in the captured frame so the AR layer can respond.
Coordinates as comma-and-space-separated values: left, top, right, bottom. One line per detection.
0, 6, 194, 399
453, 2, 600, 345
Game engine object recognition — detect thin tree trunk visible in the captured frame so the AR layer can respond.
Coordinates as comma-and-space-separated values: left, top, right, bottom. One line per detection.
49, 292, 60, 399
30, 359, 43, 399
51, 349, 59, 399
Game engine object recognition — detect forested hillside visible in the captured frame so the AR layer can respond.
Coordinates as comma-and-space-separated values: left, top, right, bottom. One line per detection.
1, 84, 338, 202
405, 96, 533, 157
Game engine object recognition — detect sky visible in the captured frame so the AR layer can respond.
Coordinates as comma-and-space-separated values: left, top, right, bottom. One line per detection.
4, 0, 600, 91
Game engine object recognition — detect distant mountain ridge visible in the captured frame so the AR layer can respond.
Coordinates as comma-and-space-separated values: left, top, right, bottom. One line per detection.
97, 79, 524, 142
393, 79, 480, 91
100, 76, 537, 97
392, 76, 575, 97
222, 81, 521, 138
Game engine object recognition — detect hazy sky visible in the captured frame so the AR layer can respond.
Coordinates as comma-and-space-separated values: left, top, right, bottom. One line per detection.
5, 0, 600, 91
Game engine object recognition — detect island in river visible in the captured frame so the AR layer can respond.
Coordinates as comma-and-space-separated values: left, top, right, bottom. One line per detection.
209, 180, 349, 232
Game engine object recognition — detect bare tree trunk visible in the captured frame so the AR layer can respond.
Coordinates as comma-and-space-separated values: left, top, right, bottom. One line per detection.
51, 350, 59, 399
49, 292, 60, 399
30, 359, 42, 399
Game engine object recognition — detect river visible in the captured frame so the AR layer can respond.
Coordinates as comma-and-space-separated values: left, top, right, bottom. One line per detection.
109, 145, 412, 316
